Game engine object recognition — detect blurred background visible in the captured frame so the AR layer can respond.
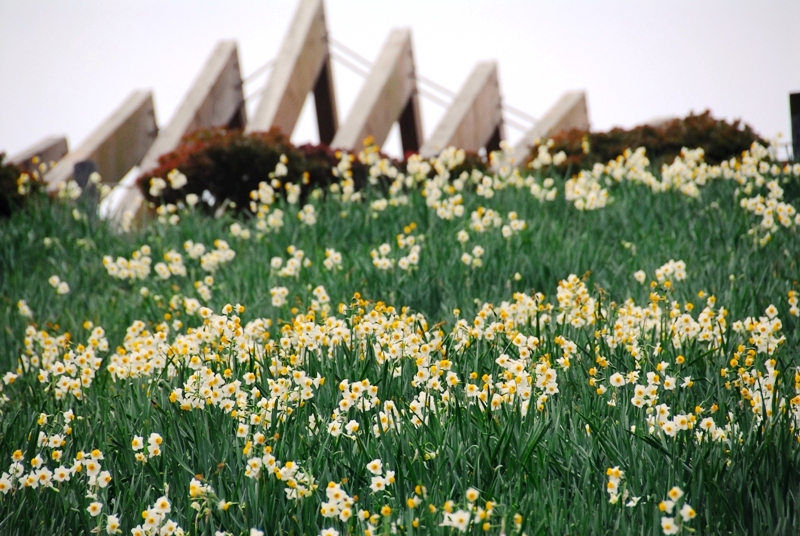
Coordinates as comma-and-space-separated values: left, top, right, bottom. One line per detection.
2, 0, 799, 159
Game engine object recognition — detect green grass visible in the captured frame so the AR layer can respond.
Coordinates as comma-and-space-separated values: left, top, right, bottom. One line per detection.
0, 147, 799, 535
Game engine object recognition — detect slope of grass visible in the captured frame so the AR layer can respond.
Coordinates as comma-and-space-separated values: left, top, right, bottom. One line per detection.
0, 146, 798, 535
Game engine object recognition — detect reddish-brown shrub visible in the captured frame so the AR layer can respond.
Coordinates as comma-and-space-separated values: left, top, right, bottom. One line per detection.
526, 110, 765, 172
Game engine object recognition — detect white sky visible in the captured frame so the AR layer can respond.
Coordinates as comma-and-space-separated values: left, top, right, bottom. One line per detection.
2, 0, 799, 160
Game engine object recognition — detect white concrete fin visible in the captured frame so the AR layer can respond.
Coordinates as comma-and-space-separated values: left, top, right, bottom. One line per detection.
9, 136, 69, 176
513, 90, 589, 165
331, 28, 421, 154
247, 0, 338, 144
137, 40, 246, 174
419, 61, 503, 158
97, 165, 140, 224
43, 91, 156, 191
106, 40, 246, 224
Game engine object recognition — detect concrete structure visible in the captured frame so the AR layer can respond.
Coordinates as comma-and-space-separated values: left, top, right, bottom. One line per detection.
513, 90, 589, 164
9, 136, 69, 176
247, 0, 338, 144
419, 62, 503, 158
43, 91, 156, 191
104, 40, 246, 222
331, 28, 422, 154
27, 0, 595, 228
138, 40, 246, 174
638, 115, 678, 129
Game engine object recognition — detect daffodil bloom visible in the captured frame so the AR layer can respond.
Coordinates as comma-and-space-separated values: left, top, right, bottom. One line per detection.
366, 459, 382, 475
441, 509, 471, 532
660, 516, 679, 535
87, 501, 103, 517
667, 486, 684, 501
369, 476, 386, 493
679, 503, 696, 521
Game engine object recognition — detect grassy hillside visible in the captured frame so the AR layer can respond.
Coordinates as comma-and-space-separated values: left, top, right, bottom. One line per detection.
0, 143, 798, 535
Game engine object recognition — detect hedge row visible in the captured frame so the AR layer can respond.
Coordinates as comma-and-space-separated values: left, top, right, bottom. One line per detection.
526, 110, 765, 172
135, 128, 488, 213
1, 111, 770, 217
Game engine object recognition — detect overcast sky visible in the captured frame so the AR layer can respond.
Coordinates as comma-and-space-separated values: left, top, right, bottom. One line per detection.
2, 0, 799, 160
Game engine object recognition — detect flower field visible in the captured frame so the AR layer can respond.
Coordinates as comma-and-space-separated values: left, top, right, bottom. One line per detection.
1, 141, 799, 535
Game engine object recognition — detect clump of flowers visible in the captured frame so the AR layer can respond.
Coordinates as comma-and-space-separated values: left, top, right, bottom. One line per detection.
323, 248, 343, 271
327, 379, 379, 439
131, 495, 184, 536
605, 466, 624, 503
273, 246, 308, 277
103, 245, 152, 280
437, 487, 497, 533
655, 259, 687, 283
320, 481, 355, 522
48, 275, 70, 295
229, 222, 252, 239
188, 477, 235, 524
527, 140, 567, 171
16, 299, 33, 319
659, 486, 695, 534
31, 323, 108, 400
565, 165, 609, 210
270, 286, 289, 307
528, 176, 558, 202
131, 432, 164, 462
200, 240, 236, 273
370, 243, 395, 271
460, 245, 484, 268
298, 204, 317, 225
366, 458, 395, 494
501, 211, 526, 238
154, 250, 187, 279
56, 178, 83, 200
310, 285, 331, 316
396, 228, 423, 271
556, 274, 596, 328
788, 290, 799, 317
469, 207, 502, 233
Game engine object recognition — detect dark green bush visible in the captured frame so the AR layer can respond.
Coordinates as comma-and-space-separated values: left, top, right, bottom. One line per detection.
0, 153, 26, 218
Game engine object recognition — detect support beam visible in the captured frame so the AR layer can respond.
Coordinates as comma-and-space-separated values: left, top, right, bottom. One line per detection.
104, 40, 246, 224
513, 90, 589, 165
43, 91, 156, 191
313, 60, 338, 145
246, 0, 338, 143
9, 136, 69, 177
398, 94, 422, 155
331, 28, 422, 154
419, 62, 503, 158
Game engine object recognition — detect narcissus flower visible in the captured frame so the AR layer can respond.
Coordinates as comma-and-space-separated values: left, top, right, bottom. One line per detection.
87, 501, 103, 517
